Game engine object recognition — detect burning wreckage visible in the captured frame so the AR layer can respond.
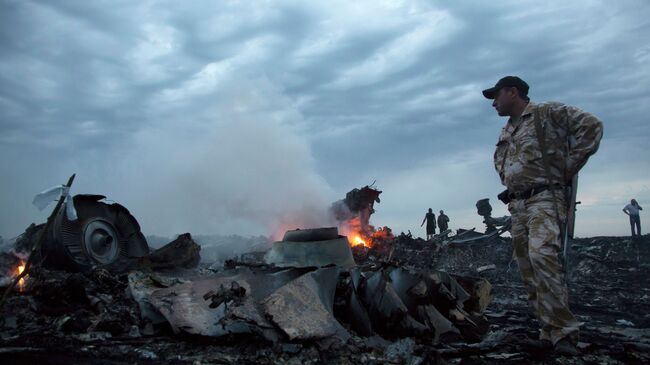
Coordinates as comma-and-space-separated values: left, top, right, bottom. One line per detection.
1, 181, 650, 364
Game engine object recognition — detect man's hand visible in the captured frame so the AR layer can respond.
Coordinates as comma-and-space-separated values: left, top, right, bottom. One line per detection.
498, 189, 511, 205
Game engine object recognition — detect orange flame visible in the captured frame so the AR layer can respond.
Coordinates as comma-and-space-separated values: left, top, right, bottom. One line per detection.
349, 234, 371, 248
16, 262, 26, 292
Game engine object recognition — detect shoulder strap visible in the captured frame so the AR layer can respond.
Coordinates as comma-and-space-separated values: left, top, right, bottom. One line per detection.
533, 106, 566, 243
532, 107, 556, 185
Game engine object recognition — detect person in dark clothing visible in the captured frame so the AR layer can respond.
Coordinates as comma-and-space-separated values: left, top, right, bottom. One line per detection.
438, 210, 450, 232
421, 208, 436, 240
623, 199, 643, 237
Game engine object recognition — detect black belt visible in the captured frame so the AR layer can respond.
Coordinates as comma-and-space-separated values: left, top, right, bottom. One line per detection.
509, 184, 564, 201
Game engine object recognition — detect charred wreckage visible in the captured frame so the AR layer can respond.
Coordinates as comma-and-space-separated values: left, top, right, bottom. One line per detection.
1, 178, 649, 364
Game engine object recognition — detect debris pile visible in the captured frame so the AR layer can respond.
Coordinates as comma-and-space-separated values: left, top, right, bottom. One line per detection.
190, 234, 270, 264
1, 222, 495, 364
330, 184, 385, 245
332, 232, 650, 363
335, 265, 490, 343
11, 194, 150, 272
475, 198, 511, 235
138, 233, 201, 271
264, 227, 356, 268
2, 204, 649, 365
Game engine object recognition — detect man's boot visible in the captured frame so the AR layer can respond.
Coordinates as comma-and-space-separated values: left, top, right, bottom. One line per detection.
521, 338, 552, 352
554, 337, 578, 356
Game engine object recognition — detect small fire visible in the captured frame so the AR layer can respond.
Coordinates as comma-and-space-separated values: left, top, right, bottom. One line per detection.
349, 234, 371, 248
16, 262, 27, 292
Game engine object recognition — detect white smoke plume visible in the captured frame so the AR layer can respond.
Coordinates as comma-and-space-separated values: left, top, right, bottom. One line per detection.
5, 74, 338, 239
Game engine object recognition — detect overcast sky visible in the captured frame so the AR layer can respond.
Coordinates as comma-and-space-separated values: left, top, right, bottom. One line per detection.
1, 0, 649, 240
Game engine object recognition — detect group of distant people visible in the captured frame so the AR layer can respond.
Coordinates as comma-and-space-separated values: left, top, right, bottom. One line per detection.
420, 208, 449, 240
418, 199, 643, 240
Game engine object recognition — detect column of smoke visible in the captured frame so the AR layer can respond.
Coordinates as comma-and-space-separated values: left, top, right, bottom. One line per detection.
80, 76, 339, 239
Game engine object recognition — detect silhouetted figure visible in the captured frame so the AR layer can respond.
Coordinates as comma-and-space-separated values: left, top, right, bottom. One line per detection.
623, 199, 643, 237
421, 208, 436, 240
437, 210, 450, 232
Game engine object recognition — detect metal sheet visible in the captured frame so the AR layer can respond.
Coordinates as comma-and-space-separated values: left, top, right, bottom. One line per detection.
265, 237, 356, 268
262, 266, 350, 342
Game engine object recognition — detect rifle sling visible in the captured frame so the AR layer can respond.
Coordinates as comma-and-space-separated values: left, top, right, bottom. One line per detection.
532, 108, 565, 240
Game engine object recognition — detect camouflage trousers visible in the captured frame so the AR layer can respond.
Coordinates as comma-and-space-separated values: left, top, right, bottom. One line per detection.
508, 189, 581, 344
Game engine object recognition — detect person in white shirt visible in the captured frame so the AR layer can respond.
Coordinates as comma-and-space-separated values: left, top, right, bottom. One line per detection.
622, 199, 643, 237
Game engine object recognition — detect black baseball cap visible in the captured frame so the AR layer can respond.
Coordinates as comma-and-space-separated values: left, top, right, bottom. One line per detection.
482, 76, 529, 99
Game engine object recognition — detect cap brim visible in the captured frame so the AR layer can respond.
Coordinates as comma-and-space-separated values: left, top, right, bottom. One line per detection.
482, 87, 497, 99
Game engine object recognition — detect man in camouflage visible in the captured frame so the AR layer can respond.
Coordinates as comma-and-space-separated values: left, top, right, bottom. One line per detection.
483, 76, 603, 355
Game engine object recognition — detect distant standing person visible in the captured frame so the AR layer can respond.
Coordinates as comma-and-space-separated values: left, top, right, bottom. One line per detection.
438, 210, 450, 232
623, 199, 643, 237
421, 208, 436, 240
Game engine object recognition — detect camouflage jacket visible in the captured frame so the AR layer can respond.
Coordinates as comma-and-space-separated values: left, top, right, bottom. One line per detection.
494, 101, 603, 192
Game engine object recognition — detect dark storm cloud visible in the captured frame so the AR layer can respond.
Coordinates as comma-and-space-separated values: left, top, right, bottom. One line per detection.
1, 0, 649, 238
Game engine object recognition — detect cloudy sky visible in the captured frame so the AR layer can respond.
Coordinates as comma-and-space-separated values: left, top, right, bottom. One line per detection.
1, 0, 649, 240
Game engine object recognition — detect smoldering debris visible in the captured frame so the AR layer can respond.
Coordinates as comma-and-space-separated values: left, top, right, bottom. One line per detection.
138, 233, 201, 271
336, 265, 490, 343
1, 220, 493, 363
194, 234, 270, 264
147, 234, 271, 266
11, 194, 150, 273
265, 227, 356, 268
128, 228, 489, 346
331, 184, 384, 239
2, 208, 650, 364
